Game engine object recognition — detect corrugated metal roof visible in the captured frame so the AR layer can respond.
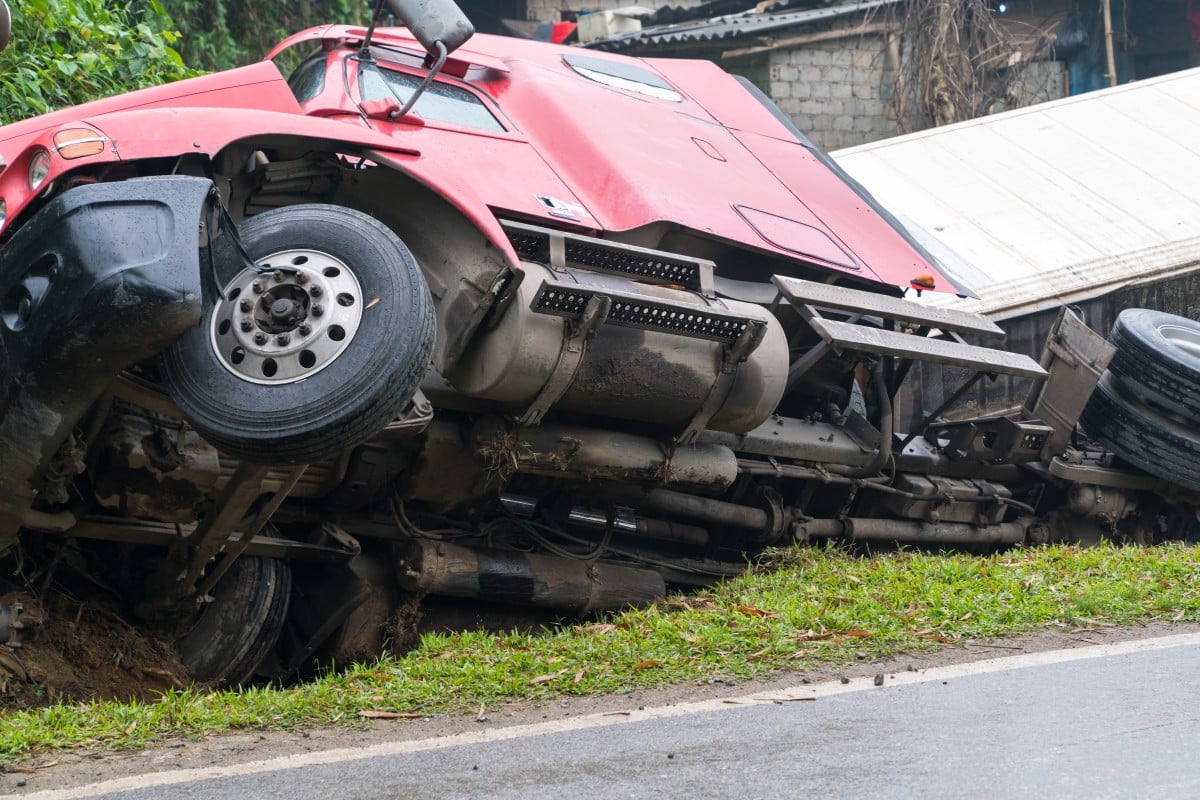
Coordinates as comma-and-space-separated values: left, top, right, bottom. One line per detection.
585, 0, 900, 51
832, 67, 1200, 321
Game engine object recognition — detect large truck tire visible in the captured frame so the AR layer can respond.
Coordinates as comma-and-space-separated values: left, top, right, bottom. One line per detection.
1108, 309, 1200, 424
161, 204, 435, 465
1080, 371, 1200, 491
177, 556, 292, 688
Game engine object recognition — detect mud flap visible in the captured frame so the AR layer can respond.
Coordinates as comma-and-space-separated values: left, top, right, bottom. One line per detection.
0, 176, 211, 543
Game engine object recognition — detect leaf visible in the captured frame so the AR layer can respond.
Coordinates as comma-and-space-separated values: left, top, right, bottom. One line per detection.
573, 667, 587, 684
632, 659, 663, 670
735, 605, 780, 618
584, 623, 616, 634
529, 669, 569, 685
838, 629, 875, 639
356, 710, 422, 720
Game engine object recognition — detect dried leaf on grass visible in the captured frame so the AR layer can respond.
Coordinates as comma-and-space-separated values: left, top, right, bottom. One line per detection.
356, 710, 422, 720
633, 659, 663, 670
735, 605, 780, 618
529, 669, 570, 685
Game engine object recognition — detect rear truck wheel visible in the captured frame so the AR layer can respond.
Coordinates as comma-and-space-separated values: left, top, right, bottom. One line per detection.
1107, 309, 1200, 424
160, 204, 435, 464
177, 556, 291, 688
1080, 371, 1200, 491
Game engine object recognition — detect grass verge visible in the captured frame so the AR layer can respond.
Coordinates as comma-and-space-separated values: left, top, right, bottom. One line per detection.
3, 542, 1200, 761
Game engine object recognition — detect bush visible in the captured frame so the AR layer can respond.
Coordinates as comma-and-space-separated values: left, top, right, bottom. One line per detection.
0, 0, 198, 125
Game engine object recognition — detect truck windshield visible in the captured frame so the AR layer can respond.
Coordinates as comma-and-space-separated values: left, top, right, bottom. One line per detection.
359, 62, 504, 133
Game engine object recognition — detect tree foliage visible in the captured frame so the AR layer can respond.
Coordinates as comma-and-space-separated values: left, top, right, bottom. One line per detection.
160, 0, 371, 72
0, 0, 198, 125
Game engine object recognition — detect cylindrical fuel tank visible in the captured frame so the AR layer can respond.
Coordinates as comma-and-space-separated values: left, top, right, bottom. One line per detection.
446, 262, 788, 433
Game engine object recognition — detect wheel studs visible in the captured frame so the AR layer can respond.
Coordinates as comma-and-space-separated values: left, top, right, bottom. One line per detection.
309, 285, 323, 298
254, 332, 268, 345
298, 323, 312, 336
239, 298, 252, 312
240, 319, 254, 332
277, 334, 290, 346
251, 281, 264, 295
312, 304, 324, 317
273, 270, 286, 283
297, 272, 310, 285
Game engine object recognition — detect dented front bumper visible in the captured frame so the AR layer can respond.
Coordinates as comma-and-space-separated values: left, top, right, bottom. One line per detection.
0, 176, 211, 543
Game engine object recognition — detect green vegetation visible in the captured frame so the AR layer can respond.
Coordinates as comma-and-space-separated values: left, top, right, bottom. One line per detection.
0, 0, 197, 125
160, 0, 369, 71
2, 543, 1200, 762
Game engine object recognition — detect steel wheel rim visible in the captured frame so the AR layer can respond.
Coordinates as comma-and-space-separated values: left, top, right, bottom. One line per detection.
210, 248, 365, 385
1159, 323, 1200, 360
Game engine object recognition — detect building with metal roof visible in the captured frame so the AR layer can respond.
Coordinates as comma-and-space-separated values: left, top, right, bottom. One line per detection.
584, 0, 900, 51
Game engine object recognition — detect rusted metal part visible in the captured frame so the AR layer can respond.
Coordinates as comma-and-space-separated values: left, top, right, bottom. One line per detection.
1066, 484, 1138, 528
923, 417, 1055, 464
69, 516, 358, 561
395, 538, 665, 614
603, 486, 772, 533
169, 462, 271, 599
1045, 456, 1159, 491
0, 601, 25, 646
475, 418, 739, 491
794, 516, 1032, 545
92, 414, 221, 523
194, 464, 309, 599
1023, 307, 1116, 459
700, 414, 873, 466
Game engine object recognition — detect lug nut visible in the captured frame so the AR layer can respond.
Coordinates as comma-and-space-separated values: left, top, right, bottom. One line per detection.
297, 272, 310, 285
251, 281, 264, 295
254, 332, 268, 345
312, 303, 324, 317
309, 285, 323, 298
277, 334, 290, 346
240, 319, 254, 332
298, 323, 312, 336
273, 270, 286, 283
239, 298, 252, 313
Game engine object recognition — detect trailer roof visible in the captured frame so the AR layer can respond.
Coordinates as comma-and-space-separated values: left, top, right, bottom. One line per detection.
832, 66, 1200, 321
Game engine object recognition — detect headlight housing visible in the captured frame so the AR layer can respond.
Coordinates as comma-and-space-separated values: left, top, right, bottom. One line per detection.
28, 150, 51, 191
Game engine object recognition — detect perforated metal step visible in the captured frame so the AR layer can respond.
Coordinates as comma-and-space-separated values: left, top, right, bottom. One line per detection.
772, 275, 1005, 338
504, 220, 715, 295
773, 275, 1046, 379
532, 280, 759, 345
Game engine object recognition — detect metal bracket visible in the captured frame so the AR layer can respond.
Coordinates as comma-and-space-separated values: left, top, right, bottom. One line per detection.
519, 295, 611, 426
675, 321, 767, 445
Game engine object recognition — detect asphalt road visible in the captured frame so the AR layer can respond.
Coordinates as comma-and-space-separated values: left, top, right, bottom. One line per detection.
18, 634, 1200, 800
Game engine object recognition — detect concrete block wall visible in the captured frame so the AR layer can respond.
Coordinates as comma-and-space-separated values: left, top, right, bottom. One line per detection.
729, 28, 900, 151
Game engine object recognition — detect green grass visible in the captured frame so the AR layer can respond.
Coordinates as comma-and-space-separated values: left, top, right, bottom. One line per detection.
4, 542, 1200, 761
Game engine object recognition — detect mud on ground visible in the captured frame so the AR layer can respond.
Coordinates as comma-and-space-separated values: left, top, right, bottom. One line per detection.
0, 591, 188, 710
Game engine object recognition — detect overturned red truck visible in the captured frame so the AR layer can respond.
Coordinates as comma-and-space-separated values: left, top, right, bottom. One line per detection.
0, 0, 1194, 685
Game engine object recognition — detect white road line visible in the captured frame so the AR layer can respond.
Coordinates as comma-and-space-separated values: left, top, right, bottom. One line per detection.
13, 631, 1200, 800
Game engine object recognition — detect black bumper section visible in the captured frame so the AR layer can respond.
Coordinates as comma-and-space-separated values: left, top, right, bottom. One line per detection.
0, 176, 211, 542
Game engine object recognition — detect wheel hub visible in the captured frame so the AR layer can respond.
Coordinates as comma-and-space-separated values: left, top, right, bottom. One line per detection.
210, 249, 364, 384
